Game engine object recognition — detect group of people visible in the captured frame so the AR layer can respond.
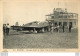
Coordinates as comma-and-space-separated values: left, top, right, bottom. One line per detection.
3, 23, 10, 35
3, 23, 72, 34
50, 23, 72, 33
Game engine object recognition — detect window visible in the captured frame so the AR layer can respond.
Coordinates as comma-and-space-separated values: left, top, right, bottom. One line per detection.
51, 16, 54, 18
63, 22, 67, 26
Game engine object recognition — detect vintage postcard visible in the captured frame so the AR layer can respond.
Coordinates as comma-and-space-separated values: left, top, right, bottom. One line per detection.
0, 0, 80, 52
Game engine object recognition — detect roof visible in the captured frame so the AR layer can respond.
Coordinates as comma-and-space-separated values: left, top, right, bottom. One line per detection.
22, 21, 49, 28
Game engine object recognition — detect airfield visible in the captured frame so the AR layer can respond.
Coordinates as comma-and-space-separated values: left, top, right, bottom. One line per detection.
3, 28, 78, 49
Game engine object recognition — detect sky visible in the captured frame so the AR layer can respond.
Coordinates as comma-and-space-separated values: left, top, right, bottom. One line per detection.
3, 0, 79, 26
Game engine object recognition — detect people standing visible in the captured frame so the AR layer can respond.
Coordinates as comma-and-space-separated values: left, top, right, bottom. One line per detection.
50, 23, 54, 33
3, 24, 7, 35
69, 23, 72, 32
6, 23, 10, 35
51, 26, 54, 33
62, 24, 65, 32
56, 25, 59, 32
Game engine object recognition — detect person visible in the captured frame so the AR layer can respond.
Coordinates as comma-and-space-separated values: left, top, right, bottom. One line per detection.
56, 25, 59, 32
50, 23, 54, 33
6, 23, 10, 35
69, 23, 72, 32
3, 24, 7, 35
62, 24, 65, 32
51, 26, 54, 33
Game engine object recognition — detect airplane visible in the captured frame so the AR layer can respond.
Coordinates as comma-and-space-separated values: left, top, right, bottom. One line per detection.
21, 21, 50, 33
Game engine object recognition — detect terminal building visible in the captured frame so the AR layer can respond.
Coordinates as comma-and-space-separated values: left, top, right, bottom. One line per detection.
46, 8, 78, 28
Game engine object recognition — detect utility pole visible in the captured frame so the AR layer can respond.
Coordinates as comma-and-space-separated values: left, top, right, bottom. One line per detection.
58, 1, 59, 8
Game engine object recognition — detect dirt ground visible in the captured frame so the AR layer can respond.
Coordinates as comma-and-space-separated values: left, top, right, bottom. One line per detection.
3, 28, 78, 49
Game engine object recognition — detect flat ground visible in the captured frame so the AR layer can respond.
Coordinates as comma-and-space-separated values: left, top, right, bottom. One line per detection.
3, 28, 78, 49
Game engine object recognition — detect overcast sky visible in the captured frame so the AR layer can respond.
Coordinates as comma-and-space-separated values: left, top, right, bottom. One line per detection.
3, 0, 79, 26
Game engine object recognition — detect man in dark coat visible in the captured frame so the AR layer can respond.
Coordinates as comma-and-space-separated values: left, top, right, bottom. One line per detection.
69, 23, 72, 32
6, 23, 10, 35
62, 24, 65, 32
3, 24, 6, 35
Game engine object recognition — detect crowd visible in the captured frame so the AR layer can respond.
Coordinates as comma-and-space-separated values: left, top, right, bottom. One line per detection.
50, 23, 72, 33
3, 23, 10, 35
3, 23, 72, 35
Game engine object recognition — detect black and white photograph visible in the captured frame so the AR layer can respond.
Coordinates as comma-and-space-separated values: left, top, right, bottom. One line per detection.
3, 0, 79, 50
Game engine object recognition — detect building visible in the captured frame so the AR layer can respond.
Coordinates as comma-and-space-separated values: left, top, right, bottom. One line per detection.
46, 8, 78, 28
15, 22, 19, 26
